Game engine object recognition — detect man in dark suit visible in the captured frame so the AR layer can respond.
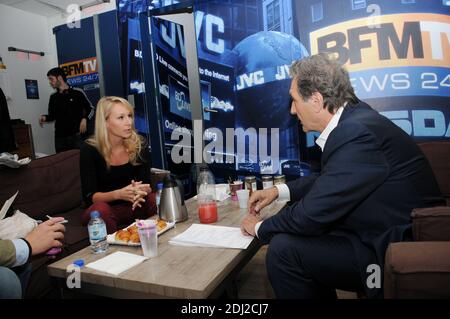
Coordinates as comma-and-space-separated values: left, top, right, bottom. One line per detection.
241, 54, 443, 298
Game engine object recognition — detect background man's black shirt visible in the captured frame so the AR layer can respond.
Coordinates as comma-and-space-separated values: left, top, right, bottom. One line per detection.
46, 87, 91, 137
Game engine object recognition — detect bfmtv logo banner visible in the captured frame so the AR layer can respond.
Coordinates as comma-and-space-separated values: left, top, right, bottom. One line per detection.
303, 9, 450, 144
311, 13, 449, 70
310, 13, 450, 100
60, 57, 99, 86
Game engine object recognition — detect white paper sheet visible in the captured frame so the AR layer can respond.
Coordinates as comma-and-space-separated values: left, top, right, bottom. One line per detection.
86, 251, 148, 276
169, 224, 253, 249
0, 191, 18, 220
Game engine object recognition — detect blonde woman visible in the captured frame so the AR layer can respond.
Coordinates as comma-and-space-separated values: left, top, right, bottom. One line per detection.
80, 96, 157, 233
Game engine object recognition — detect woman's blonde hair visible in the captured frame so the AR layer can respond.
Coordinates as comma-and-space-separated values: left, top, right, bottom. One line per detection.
86, 96, 143, 167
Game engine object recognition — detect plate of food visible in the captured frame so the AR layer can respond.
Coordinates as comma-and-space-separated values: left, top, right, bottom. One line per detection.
107, 219, 175, 246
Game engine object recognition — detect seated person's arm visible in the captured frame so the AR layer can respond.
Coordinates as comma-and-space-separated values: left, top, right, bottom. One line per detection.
0, 240, 19, 268
25, 218, 65, 255
80, 143, 99, 206
258, 123, 390, 244
286, 172, 320, 202
0, 218, 65, 268
135, 144, 152, 192
91, 186, 148, 204
80, 144, 148, 205
43, 95, 56, 122
91, 190, 119, 203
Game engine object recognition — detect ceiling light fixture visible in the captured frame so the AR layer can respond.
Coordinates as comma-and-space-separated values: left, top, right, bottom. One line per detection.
8, 47, 45, 57
80, 0, 110, 11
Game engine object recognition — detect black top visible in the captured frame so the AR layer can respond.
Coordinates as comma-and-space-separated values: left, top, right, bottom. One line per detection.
80, 142, 152, 206
45, 87, 92, 137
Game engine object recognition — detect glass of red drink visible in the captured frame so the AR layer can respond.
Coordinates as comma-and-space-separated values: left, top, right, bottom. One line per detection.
198, 194, 218, 224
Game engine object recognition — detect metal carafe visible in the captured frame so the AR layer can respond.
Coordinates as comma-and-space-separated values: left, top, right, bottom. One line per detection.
159, 174, 188, 223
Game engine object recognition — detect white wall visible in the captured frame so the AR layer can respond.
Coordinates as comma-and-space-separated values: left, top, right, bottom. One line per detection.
0, 1, 117, 156
48, 1, 117, 29
0, 4, 56, 156
46, 1, 118, 92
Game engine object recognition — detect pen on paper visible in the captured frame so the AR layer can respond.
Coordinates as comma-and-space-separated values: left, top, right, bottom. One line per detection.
46, 215, 68, 224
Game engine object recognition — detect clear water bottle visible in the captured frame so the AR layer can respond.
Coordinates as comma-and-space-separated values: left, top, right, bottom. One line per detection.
156, 182, 163, 217
197, 166, 216, 200
88, 211, 108, 254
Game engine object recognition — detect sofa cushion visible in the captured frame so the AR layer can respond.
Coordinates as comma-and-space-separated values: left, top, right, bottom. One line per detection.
26, 255, 56, 298
0, 150, 82, 219
58, 207, 84, 227
58, 207, 88, 245
0, 150, 91, 298
411, 206, 450, 241
64, 225, 89, 246
418, 142, 450, 201
23, 207, 89, 298
384, 242, 450, 298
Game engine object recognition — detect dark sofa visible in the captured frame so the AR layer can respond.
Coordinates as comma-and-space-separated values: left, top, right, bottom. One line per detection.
0, 150, 89, 298
384, 142, 450, 298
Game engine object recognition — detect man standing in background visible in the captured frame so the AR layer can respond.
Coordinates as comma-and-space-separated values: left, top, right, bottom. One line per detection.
39, 67, 93, 153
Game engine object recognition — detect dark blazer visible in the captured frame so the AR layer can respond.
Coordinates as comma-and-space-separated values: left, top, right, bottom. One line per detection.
258, 101, 443, 298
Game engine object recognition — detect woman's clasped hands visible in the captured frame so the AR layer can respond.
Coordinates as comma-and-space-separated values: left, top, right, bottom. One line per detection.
116, 180, 152, 210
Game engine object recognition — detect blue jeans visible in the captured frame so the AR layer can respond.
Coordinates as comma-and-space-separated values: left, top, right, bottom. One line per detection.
0, 266, 22, 299
0, 264, 32, 299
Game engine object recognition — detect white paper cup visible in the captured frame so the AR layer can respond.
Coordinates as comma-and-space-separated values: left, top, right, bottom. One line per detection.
236, 189, 250, 209
137, 222, 158, 258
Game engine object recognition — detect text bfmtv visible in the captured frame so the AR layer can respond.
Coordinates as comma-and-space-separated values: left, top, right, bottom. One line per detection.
60, 57, 98, 78
60, 57, 98, 85
310, 13, 450, 71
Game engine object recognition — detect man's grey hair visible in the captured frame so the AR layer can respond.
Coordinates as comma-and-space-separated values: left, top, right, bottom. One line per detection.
290, 53, 358, 113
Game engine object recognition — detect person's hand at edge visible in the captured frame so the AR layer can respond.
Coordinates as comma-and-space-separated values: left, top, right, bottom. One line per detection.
241, 214, 262, 237
248, 187, 278, 215
79, 118, 87, 134
39, 115, 46, 127
25, 217, 65, 256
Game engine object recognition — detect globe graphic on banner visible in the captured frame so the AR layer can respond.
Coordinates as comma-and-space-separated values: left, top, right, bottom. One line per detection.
233, 31, 309, 129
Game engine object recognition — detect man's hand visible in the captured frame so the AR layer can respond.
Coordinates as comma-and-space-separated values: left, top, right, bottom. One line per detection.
79, 118, 87, 134
241, 214, 262, 237
248, 187, 278, 215
39, 115, 46, 127
25, 218, 66, 256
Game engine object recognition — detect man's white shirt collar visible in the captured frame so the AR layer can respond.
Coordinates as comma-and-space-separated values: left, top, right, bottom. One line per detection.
316, 106, 344, 151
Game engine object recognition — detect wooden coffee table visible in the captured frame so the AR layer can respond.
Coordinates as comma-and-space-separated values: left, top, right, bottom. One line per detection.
47, 197, 286, 299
